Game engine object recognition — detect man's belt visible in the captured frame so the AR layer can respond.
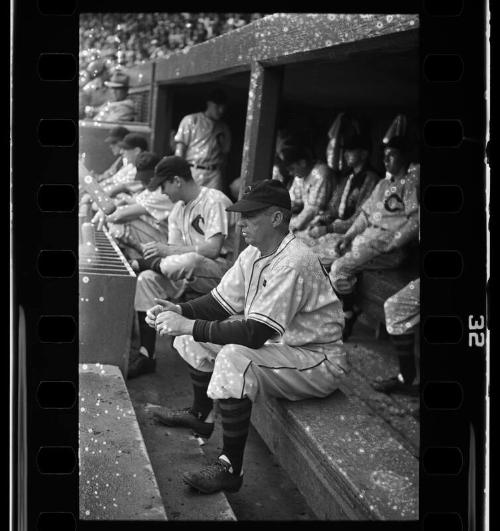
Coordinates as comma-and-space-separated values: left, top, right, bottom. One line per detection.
188, 162, 220, 171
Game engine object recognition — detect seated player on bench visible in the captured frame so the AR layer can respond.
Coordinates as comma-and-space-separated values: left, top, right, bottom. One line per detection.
92, 152, 173, 259
279, 144, 333, 233
128, 156, 235, 379
144, 179, 348, 495
300, 132, 380, 266
329, 132, 420, 340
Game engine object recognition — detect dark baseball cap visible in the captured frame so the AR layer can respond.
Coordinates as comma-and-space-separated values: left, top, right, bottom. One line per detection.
279, 145, 312, 167
135, 151, 161, 184
104, 125, 130, 144
226, 179, 291, 213
343, 133, 372, 151
381, 135, 410, 154
119, 133, 148, 151
207, 88, 227, 105
147, 156, 192, 191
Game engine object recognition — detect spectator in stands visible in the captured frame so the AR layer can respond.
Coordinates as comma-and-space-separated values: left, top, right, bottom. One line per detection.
372, 278, 420, 396
79, 59, 112, 118
144, 179, 347, 494
301, 133, 380, 265
128, 156, 235, 379
329, 135, 420, 340
95, 152, 173, 259
85, 71, 136, 122
280, 145, 332, 233
174, 88, 231, 190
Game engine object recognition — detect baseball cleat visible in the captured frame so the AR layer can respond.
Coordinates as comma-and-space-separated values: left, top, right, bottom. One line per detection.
371, 376, 419, 396
152, 407, 214, 438
183, 459, 243, 494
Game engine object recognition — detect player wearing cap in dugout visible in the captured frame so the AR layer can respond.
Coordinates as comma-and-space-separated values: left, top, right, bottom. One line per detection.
144, 179, 348, 494
329, 132, 420, 340
174, 88, 231, 191
85, 71, 136, 123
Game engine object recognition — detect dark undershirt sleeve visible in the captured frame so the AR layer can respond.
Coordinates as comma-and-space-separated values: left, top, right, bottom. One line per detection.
192, 318, 277, 349
179, 292, 230, 321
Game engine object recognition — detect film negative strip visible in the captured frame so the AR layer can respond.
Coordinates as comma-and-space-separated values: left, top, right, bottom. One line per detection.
11, 0, 490, 529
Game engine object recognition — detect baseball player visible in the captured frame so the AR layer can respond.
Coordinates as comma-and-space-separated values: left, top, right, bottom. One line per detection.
174, 88, 231, 190
145, 179, 347, 494
128, 156, 235, 379
372, 278, 420, 395
279, 145, 332, 233
329, 135, 420, 340
301, 133, 380, 265
93, 152, 173, 258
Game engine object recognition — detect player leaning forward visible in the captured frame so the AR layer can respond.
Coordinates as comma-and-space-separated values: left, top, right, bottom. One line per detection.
146, 179, 348, 494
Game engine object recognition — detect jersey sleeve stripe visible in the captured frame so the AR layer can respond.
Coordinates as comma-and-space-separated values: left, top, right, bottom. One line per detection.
212, 288, 238, 315
247, 313, 285, 335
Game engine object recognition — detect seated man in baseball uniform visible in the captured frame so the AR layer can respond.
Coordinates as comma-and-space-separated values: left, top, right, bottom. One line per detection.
279, 145, 333, 234
93, 152, 173, 258
301, 133, 380, 266
329, 135, 420, 340
372, 278, 420, 396
144, 180, 348, 494
129, 156, 235, 379
174, 88, 231, 191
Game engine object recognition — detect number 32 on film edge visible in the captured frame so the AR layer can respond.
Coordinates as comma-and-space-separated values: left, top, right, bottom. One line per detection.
468, 315, 485, 347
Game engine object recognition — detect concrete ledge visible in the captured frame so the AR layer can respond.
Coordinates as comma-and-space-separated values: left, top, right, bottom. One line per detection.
79, 363, 167, 520
252, 390, 418, 520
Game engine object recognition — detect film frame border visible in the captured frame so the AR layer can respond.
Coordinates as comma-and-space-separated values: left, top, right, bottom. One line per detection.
11, 0, 489, 528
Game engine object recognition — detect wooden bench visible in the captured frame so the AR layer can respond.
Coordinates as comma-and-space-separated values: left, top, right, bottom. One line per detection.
79, 363, 167, 520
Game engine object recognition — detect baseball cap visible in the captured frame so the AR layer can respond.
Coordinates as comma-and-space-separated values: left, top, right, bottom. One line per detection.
104, 71, 130, 88
226, 179, 291, 213
135, 152, 161, 184
381, 135, 410, 154
147, 156, 192, 191
119, 133, 148, 151
104, 125, 130, 144
278, 145, 312, 167
343, 133, 372, 151
207, 88, 227, 105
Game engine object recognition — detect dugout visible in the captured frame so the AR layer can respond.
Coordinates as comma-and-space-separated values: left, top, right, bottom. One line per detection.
151, 13, 419, 199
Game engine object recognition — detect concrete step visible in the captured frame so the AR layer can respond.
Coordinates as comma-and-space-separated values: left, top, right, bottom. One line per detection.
125, 339, 237, 521
79, 363, 167, 520
251, 337, 419, 521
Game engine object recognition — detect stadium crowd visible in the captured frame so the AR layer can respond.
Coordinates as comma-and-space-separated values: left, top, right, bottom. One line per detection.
80, 13, 264, 72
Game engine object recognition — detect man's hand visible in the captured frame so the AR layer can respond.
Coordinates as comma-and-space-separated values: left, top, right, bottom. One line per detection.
334, 234, 354, 256
308, 225, 328, 239
155, 311, 194, 337
145, 298, 180, 328
92, 211, 107, 231
143, 241, 172, 260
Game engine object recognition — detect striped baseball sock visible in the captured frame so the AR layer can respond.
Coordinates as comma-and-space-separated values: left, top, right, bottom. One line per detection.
390, 332, 416, 384
188, 366, 213, 421
219, 397, 252, 475
137, 311, 156, 359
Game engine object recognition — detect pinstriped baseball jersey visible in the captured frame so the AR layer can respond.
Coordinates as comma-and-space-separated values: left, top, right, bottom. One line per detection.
211, 233, 344, 351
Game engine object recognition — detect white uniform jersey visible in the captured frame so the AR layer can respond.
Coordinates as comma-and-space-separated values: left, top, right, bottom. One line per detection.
135, 187, 174, 233
174, 112, 231, 167
211, 233, 344, 352
168, 187, 235, 260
